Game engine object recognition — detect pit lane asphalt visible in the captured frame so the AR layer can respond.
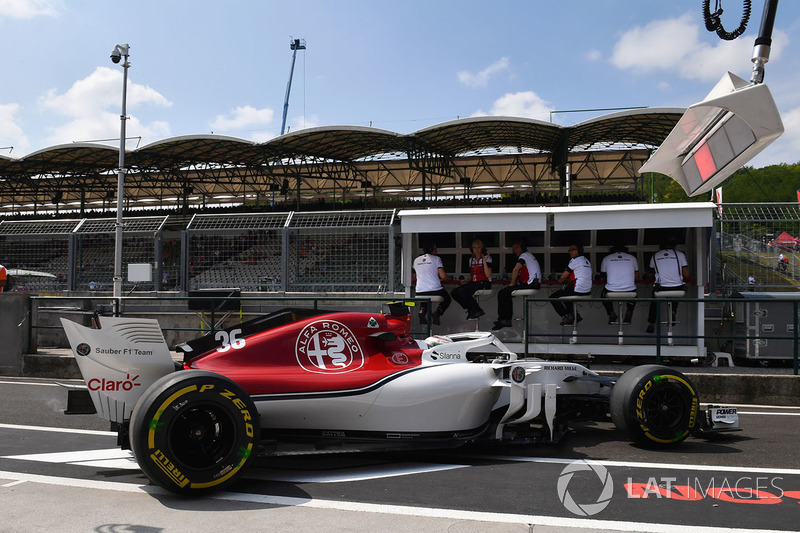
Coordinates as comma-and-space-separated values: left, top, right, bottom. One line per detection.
1, 376, 799, 532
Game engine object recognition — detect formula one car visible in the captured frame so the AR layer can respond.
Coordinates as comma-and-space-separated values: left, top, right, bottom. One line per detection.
60, 304, 739, 495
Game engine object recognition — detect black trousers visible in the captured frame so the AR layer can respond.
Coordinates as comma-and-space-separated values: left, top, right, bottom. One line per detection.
451, 280, 491, 314
497, 283, 528, 320
549, 285, 591, 317
417, 288, 451, 316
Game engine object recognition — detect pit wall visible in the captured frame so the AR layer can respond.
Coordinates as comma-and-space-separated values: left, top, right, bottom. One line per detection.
0, 293, 30, 375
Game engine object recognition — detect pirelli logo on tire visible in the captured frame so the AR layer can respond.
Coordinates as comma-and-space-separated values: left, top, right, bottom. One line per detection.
636, 374, 699, 444
131, 371, 259, 494
219, 388, 256, 439
150, 448, 190, 488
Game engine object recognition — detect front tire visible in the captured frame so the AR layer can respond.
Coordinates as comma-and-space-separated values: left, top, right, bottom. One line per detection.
610, 365, 699, 446
129, 370, 259, 494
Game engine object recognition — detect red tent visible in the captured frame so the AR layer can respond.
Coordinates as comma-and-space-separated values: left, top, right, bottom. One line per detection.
773, 231, 796, 245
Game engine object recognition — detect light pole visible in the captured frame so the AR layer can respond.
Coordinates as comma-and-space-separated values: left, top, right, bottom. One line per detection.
110, 43, 130, 303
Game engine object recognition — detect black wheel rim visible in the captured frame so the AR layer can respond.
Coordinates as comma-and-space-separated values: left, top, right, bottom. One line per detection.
641, 385, 688, 434
166, 404, 237, 469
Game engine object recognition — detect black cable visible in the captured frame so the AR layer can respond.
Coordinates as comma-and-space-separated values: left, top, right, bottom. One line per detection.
703, 0, 722, 31
702, 0, 752, 40
744, 166, 773, 202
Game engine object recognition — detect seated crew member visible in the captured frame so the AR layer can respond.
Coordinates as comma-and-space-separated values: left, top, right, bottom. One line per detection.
600, 243, 640, 324
646, 238, 691, 334
493, 240, 541, 330
451, 239, 492, 319
549, 243, 592, 325
412, 239, 451, 325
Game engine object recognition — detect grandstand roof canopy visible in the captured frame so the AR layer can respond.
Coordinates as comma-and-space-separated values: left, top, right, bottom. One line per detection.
0, 108, 684, 216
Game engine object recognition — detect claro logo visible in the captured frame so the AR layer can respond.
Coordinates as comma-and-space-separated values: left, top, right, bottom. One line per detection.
88, 373, 141, 392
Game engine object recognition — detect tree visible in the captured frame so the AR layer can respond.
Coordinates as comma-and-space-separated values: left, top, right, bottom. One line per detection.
649, 163, 800, 204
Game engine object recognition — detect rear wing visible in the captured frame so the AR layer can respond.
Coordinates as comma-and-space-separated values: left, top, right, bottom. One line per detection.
61, 317, 176, 423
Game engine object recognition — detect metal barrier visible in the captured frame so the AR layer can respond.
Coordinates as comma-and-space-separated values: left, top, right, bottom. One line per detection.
522, 294, 799, 374
27, 294, 440, 351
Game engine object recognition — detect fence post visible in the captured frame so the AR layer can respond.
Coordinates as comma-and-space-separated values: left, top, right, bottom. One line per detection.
655, 300, 662, 365
523, 297, 529, 358
794, 301, 798, 376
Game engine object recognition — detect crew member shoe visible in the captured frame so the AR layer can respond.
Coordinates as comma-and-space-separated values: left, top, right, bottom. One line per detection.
419, 313, 427, 325
492, 319, 511, 330
646, 324, 655, 334
467, 309, 485, 319
608, 312, 618, 325
623, 311, 633, 325
560, 314, 575, 326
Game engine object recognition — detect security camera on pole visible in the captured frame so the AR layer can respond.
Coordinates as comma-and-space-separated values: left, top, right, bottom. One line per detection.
110, 43, 129, 308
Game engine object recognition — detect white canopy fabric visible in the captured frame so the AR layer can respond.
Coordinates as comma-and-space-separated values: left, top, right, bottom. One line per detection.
398, 203, 715, 233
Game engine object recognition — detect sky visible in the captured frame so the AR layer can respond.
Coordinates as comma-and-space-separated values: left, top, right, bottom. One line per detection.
1, 0, 799, 168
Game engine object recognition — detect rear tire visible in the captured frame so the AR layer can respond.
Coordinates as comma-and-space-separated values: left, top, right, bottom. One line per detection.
129, 370, 259, 494
610, 365, 699, 446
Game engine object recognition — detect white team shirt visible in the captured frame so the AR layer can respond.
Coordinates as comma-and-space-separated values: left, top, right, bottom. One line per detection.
413, 253, 444, 292
649, 249, 688, 287
568, 256, 593, 294
601, 252, 638, 292
516, 251, 541, 285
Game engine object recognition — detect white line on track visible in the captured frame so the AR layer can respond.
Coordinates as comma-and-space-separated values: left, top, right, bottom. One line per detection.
0, 470, 792, 533
738, 411, 800, 416
465, 456, 800, 476
710, 403, 800, 410
3, 448, 136, 471
1, 448, 470, 480
248, 463, 468, 483
0, 423, 115, 437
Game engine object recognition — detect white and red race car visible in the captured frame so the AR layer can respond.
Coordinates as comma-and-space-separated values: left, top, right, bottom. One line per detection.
60, 304, 738, 495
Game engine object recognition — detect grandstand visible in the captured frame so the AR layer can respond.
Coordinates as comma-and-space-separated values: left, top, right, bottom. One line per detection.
0, 217, 169, 292
1, 111, 797, 296
0, 210, 399, 294
0, 113, 683, 217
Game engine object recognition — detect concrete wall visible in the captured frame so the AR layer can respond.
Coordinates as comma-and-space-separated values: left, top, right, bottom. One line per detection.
689, 373, 800, 406
0, 293, 30, 375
